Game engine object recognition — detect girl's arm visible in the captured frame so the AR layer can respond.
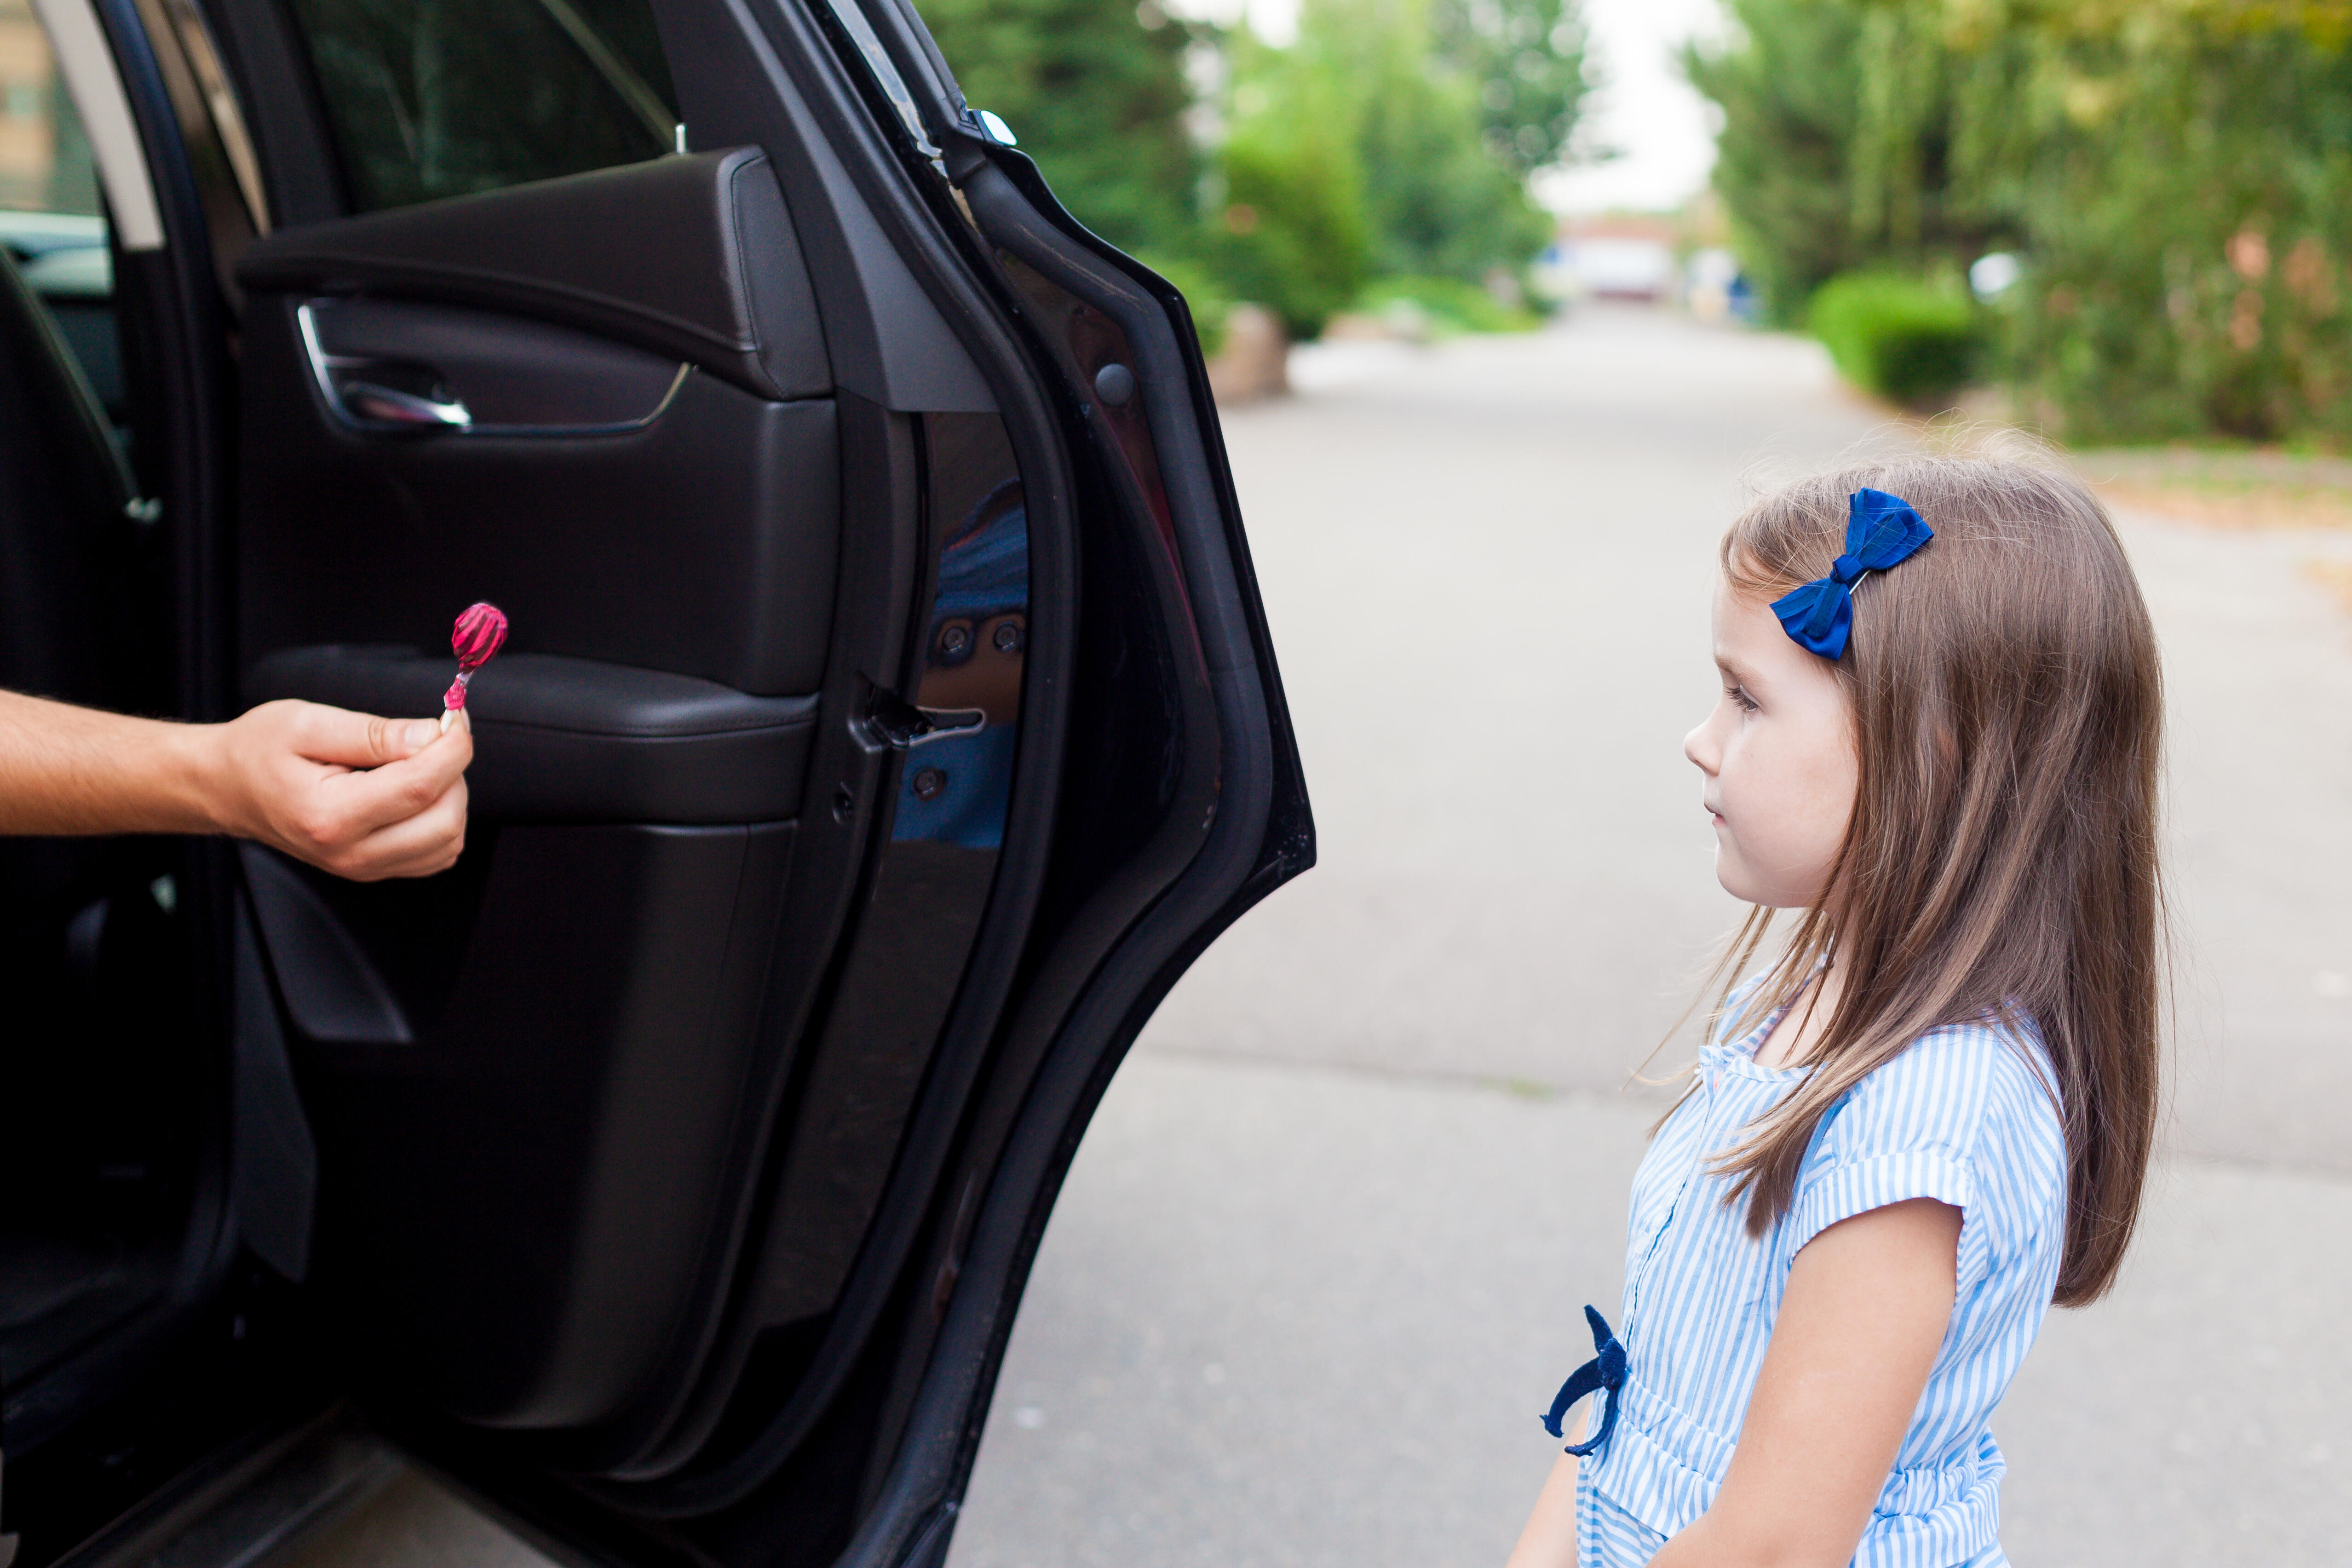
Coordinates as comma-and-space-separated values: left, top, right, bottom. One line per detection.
1649, 1197, 1962, 1568
1505, 1411, 1583, 1568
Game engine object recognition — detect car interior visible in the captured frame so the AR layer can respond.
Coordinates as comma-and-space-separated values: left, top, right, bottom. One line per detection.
0, 57, 198, 1451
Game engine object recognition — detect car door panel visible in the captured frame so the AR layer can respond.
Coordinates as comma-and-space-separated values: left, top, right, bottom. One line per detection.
236, 150, 828, 402
284, 819, 796, 1432
236, 294, 841, 697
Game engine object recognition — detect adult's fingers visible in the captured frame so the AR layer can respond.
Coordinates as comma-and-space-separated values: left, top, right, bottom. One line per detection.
273, 700, 446, 770
314, 720, 474, 840
320, 775, 470, 881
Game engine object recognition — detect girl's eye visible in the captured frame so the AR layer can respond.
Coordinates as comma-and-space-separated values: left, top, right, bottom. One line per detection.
1727, 684, 1759, 713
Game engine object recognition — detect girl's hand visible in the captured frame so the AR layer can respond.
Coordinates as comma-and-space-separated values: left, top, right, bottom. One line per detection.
206, 700, 474, 880
1649, 1197, 1961, 1568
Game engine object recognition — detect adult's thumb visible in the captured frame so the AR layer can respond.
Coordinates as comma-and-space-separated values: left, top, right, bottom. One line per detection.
297, 703, 443, 767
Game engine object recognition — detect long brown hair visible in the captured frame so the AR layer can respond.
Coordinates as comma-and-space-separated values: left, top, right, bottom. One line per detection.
1694, 450, 2164, 1308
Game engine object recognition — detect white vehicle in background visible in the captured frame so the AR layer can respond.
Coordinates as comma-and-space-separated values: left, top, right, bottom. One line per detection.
1533, 231, 1677, 303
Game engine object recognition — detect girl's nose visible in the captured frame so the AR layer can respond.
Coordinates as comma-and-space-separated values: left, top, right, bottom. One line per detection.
1684, 720, 1717, 775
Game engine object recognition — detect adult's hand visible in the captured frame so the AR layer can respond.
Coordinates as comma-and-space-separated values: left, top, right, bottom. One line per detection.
205, 700, 473, 880
0, 689, 472, 880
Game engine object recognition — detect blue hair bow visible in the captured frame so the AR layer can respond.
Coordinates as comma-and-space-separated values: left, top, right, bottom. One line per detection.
1770, 488, 1934, 660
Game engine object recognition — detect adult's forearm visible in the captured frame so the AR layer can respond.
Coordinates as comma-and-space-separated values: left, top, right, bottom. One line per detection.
0, 689, 225, 838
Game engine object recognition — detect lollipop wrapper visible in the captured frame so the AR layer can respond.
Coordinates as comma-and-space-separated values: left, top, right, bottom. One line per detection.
440, 603, 508, 730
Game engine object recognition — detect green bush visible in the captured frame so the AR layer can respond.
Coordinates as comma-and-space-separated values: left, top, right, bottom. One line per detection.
1212, 76, 1372, 341
1808, 272, 1980, 408
1357, 275, 1540, 335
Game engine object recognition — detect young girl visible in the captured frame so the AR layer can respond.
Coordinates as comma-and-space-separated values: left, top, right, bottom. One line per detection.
1508, 455, 2162, 1568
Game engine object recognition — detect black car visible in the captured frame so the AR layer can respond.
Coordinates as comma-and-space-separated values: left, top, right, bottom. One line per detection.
0, 0, 1309, 1564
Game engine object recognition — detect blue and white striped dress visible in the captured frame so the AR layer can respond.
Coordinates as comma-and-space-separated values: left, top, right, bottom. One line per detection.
1575, 976, 2068, 1568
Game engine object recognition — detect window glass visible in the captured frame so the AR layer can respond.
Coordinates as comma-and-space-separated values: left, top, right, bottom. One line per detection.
0, 0, 117, 413
0, 0, 102, 218
284, 0, 681, 213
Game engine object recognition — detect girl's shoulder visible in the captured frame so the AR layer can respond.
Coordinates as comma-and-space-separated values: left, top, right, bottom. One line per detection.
1803, 1010, 2068, 1281
1821, 1009, 2067, 1198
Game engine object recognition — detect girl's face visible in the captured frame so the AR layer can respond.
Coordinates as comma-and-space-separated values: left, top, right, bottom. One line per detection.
1684, 578, 1860, 909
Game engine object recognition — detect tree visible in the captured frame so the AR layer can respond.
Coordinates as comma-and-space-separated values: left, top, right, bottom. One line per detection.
1209, 26, 1373, 337
1209, 0, 1570, 331
1344, 0, 1555, 281
1684, 0, 2015, 327
1690, 0, 2352, 442
1429, 0, 1592, 177
922, 0, 1201, 256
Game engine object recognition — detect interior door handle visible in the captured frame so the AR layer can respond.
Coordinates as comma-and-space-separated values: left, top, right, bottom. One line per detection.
339, 380, 472, 429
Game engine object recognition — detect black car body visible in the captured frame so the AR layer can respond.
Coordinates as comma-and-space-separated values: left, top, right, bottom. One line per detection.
0, 0, 1309, 1564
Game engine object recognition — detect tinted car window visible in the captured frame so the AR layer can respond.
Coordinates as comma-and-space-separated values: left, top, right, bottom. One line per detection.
1, 0, 101, 217
0, 0, 119, 409
285, 0, 681, 212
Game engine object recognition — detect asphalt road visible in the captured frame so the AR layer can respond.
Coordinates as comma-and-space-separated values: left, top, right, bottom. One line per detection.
291, 308, 2352, 1568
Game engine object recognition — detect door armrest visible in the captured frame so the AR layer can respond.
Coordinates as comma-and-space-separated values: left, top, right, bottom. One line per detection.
245, 645, 818, 824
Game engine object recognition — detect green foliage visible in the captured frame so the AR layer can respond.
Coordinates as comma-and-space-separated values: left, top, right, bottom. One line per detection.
1208, 0, 1569, 336
1428, 0, 1592, 177
1211, 31, 1373, 338
1683, 0, 2014, 327
921, 0, 1200, 255
1689, 0, 2352, 444
1347, 5, 1554, 282
1808, 271, 1980, 408
926, 0, 1587, 343
1358, 274, 1541, 333
1987, 13, 2352, 444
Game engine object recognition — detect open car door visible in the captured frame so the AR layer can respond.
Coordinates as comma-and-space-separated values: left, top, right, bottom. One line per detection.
41, 0, 1310, 1562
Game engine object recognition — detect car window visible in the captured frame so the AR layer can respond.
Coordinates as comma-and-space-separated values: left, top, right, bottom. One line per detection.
0, 0, 119, 410
283, 0, 681, 213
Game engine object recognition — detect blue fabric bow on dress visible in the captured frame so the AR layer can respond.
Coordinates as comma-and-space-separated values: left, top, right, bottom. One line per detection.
1770, 488, 1934, 660
1540, 1305, 1627, 1458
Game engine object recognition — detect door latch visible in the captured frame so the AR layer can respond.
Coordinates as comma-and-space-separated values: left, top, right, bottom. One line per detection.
867, 690, 985, 748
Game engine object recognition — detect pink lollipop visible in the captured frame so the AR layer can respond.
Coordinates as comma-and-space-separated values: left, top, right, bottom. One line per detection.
439, 602, 508, 732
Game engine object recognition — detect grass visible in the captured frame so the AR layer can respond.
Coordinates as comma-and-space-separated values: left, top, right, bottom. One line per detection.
2068, 447, 2352, 531
1354, 275, 1542, 337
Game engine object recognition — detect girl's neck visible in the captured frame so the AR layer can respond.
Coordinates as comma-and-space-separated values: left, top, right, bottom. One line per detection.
1752, 952, 1845, 1071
